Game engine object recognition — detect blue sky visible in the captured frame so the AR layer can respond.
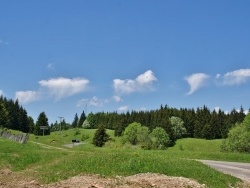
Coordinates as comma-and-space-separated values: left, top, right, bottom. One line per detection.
1, 1, 250, 124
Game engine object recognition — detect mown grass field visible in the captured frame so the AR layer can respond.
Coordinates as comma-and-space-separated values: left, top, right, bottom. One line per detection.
1, 128, 250, 188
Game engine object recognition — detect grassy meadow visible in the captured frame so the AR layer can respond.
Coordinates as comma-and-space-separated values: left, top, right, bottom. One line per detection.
0, 128, 250, 188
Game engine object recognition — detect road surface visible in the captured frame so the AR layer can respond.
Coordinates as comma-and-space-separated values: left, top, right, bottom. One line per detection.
199, 160, 250, 183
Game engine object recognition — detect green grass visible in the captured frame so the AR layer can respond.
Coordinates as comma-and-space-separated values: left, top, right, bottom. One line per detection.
1, 129, 250, 188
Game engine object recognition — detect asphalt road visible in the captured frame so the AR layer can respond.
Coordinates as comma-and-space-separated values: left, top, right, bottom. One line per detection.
199, 160, 250, 183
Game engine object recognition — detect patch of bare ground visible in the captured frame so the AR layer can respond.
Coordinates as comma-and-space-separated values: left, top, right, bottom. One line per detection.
0, 169, 249, 188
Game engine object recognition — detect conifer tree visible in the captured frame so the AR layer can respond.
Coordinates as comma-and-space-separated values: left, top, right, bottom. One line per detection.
35, 112, 50, 135
78, 110, 86, 128
92, 125, 110, 147
72, 113, 79, 128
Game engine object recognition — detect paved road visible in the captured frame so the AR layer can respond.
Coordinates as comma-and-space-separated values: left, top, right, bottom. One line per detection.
199, 160, 250, 183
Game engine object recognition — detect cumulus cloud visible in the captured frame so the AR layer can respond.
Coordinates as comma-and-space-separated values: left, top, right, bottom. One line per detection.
15, 91, 41, 104
220, 69, 250, 85
39, 77, 89, 100
113, 70, 157, 96
113, 95, 123, 102
185, 73, 210, 95
118, 105, 129, 112
0, 90, 3, 96
77, 96, 108, 107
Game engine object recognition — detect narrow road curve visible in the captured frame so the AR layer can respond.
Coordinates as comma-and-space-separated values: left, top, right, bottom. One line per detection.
199, 160, 250, 183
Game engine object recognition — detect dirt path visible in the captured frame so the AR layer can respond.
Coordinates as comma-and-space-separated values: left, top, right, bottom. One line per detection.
199, 160, 250, 183
30, 141, 69, 151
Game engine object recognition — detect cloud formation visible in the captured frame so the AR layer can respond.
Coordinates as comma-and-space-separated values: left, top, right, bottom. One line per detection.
221, 69, 250, 85
185, 73, 210, 95
0, 90, 3, 96
113, 70, 157, 96
47, 63, 55, 70
77, 96, 108, 107
118, 105, 129, 112
15, 91, 41, 104
39, 77, 89, 100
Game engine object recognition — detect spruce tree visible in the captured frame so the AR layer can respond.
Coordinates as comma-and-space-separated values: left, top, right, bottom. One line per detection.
92, 125, 110, 147
71, 113, 79, 128
35, 112, 50, 135
78, 110, 86, 128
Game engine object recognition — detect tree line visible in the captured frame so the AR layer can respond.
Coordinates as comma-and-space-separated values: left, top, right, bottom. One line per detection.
1, 95, 248, 141
0, 96, 50, 135
83, 105, 247, 143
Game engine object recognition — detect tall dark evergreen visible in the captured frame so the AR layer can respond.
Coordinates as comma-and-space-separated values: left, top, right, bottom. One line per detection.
0, 97, 29, 132
35, 112, 50, 135
92, 125, 110, 147
78, 110, 86, 128
71, 113, 79, 128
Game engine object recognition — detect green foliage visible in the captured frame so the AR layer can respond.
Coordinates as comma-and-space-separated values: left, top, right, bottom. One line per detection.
71, 113, 79, 128
81, 133, 90, 141
92, 125, 110, 147
170, 116, 186, 139
78, 110, 86, 128
137, 126, 151, 149
82, 119, 91, 129
0, 103, 8, 128
86, 112, 96, 129
123, 122, 142, 145
150, 127, 169, 149
34, 112, 50, 136
73, 128, 80, 136
221, 113, 250, 153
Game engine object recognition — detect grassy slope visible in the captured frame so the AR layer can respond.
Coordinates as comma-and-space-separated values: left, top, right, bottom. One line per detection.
0, 129, 249, 188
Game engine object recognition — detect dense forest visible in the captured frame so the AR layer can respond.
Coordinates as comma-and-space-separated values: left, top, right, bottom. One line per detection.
0, 96, 31, 133
79, 105, 247, 143
0, 96, 50, 135
1, 96, 248, 141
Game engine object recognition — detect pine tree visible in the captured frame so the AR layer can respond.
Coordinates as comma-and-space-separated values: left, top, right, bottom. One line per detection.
92, 125, 110, 147
78, 110, 86, 128
71, 113, 79, 128
35, 112, 50, 135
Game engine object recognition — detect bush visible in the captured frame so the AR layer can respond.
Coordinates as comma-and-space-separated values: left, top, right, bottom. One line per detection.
74, 128, 81, 136
150, 127, 170, 149
221, 114, 250, 153
81, 133, 90, 141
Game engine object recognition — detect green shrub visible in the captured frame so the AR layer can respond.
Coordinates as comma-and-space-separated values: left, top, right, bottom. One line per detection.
73, 128, 81, 136
221, 114, 250, 153
81, 133, 90, 141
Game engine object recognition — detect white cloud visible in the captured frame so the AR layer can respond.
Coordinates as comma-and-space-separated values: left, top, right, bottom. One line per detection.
113, 70, 157, 96
214, 106, 220, 113
0, 90, 3, 96
185, 73, 210, 95
221, 69, 250, 85
47, 63, 54, 70
113, 95, 123, 102
77, 96, 108, 107
39, 77, 89, 100
15, 91, 41, 104
118, 105, 129, 112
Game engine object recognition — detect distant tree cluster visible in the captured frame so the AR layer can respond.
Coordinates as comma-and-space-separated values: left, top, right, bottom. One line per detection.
0, 96, 50, 135
50, 111, 87, 132
82, 105, 247, 144
0, 96, 31, 133
122, 122, 170, 149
